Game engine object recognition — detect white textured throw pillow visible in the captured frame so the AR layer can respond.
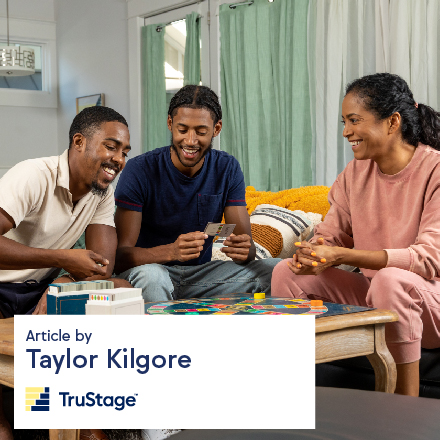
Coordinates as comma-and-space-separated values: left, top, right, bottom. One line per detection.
250, 204, 322, 259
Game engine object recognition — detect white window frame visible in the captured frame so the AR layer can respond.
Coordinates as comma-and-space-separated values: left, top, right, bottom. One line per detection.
164, 25, 186, 88
0, 17, 57, 108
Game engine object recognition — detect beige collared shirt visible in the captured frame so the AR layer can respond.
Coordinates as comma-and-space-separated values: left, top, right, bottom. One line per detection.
0, 149, 115, 283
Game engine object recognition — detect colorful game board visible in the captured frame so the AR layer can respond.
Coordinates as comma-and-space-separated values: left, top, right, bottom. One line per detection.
145, 294, 374, 318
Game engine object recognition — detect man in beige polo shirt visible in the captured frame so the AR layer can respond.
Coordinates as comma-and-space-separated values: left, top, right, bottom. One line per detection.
0, 106, 132, 440
0, 105, 132, 318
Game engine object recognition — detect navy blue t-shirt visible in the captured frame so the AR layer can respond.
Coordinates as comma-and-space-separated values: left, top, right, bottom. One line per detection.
114, 146, 246, 265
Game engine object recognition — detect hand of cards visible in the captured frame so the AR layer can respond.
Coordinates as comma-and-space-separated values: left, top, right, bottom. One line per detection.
204, 222, 236, 237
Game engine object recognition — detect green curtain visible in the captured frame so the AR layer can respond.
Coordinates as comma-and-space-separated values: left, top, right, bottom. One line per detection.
219, 0, 312, 191
184, 12, 201, 85
141, 24, 167, 153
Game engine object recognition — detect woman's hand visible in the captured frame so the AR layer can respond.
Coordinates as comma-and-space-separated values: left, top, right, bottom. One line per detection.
287, 238, 340, 275
287, 238, 389, 275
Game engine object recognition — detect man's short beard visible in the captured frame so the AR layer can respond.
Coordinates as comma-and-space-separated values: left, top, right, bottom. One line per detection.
91, 180, 109, 197
170, 136, 213, 168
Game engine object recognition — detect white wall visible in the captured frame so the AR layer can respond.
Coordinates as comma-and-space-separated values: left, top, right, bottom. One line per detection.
0, 0, 55, 22
56, 0, 130, 153
0, 0, 58, 178
0, 107, 58, 175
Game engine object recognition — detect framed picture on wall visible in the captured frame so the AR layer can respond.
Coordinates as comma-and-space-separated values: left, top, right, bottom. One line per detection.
76, 93, 105, 114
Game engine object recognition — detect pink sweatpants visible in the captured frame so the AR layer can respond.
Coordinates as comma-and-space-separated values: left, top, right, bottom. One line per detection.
271, 260, 440, 364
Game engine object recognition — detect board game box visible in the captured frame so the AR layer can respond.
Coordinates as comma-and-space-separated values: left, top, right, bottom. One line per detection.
145, 294, 374, 317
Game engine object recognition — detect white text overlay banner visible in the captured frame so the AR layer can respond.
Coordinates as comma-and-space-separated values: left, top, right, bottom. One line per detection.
15, 315, 315, 429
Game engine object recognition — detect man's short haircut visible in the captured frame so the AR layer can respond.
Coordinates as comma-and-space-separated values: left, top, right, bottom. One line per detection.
68, 106, 128, 148
168, 85, 222, 124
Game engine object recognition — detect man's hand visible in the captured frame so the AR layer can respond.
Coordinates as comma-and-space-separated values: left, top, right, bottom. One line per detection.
221, 233, 252, 262
287, 238, 338, 276
172, 232, 208, 262
61, 249, 108, 279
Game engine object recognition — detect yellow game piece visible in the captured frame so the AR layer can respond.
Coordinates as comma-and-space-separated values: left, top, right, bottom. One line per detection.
312, 262, 318, 266
295, 242, 302, 246
310, 300, 323, 307
254, 292, 265, 299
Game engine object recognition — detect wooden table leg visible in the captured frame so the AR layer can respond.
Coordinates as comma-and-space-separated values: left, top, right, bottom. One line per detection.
366, 323, 397, 393
49, 429, 80, 440
0, 354, 14, 388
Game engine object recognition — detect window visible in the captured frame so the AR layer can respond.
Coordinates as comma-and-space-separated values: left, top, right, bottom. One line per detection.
0, 18, 57, 108
0, 43, 42, 90
165, 20, 186, 93
164, 19, 187, 136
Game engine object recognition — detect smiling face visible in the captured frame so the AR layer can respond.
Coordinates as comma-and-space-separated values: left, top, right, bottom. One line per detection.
74, 121, 131, 196
341, 92, 393, 162
168, 107, 222, 177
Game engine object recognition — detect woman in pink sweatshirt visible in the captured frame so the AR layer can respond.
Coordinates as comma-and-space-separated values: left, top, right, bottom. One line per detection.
271, 73, 440, 396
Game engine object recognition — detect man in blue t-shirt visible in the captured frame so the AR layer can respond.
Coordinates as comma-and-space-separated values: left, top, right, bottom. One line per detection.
114, 85, 280, 302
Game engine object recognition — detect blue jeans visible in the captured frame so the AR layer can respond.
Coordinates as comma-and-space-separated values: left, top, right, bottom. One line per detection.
118, 259, 282, 302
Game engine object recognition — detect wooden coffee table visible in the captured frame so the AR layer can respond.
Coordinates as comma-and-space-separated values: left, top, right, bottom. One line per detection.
315, 309, 399, 393
144, 295, 399, 393
0, 318, 80, 440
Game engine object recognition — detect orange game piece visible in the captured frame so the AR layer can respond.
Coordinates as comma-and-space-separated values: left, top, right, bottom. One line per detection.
311, 252, 316, 257
295, 242, 301, 246
312, 262, 318, 267
310, 300, 323, 307
321, 258, 326, 263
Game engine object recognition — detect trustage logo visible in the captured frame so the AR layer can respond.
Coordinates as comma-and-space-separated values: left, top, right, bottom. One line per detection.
59, 392, 137, 411
25, 387, 50, 412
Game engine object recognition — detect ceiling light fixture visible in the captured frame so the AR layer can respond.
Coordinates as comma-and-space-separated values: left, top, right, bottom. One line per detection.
0, 0, 35, 76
